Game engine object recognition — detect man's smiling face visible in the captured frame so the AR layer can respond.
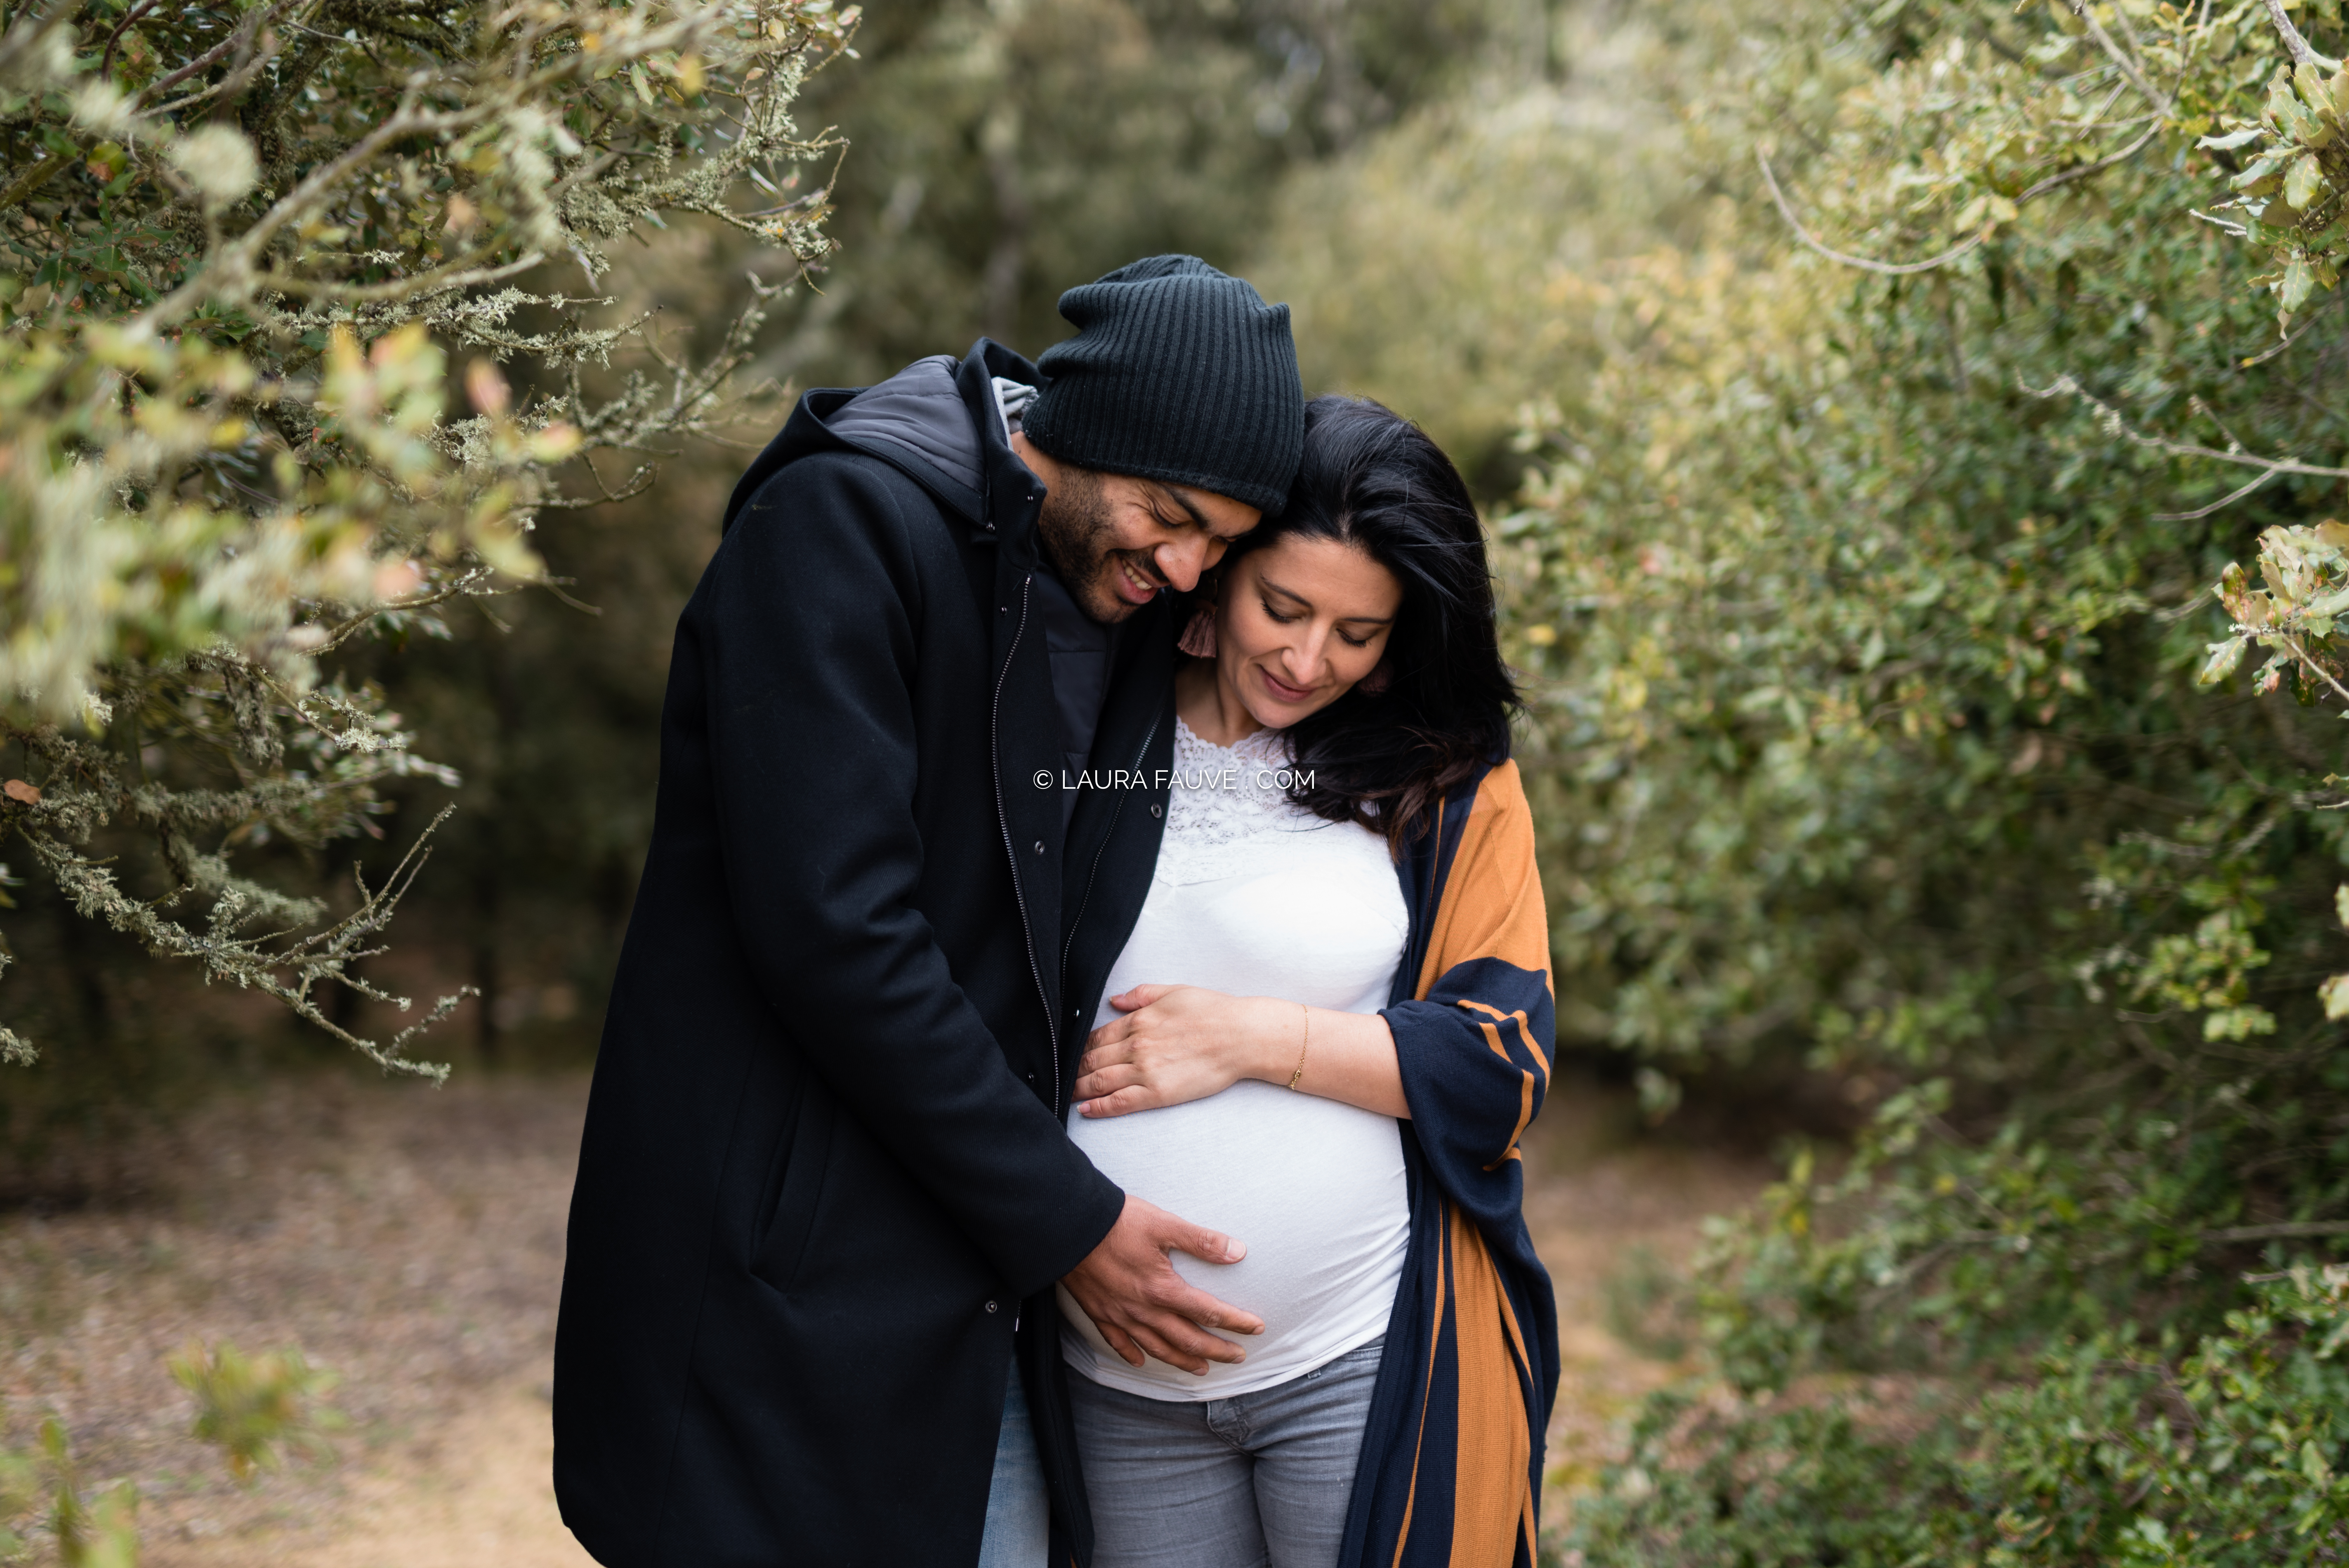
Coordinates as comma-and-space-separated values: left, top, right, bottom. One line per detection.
1016, 433, 1263, 624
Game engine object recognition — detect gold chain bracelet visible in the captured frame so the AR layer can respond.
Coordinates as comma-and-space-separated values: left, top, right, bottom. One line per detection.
1287, 1003, 1310, 1090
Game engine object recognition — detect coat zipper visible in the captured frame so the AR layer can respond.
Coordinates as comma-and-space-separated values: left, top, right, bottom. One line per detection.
1057, 707, 1164, 1088
991, 573, 1061, 1103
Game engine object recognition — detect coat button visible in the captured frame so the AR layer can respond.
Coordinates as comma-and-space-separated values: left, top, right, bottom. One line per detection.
1033, 841, 1045, 855
985, 1300, 999, 1313
1150, 804, 1163, 818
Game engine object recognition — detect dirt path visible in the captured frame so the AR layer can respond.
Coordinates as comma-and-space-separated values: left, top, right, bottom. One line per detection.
163, 1378, 591, 1568
0, 1072, 1767, 1564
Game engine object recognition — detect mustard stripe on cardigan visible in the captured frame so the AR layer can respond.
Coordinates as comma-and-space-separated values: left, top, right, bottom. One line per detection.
1337, 760, 1560, 1568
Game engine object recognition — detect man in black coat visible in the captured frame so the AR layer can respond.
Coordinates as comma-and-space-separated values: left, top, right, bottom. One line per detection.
554, 257, 1307, 1568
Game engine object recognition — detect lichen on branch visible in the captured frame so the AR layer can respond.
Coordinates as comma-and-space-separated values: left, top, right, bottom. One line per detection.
0, 0, 854, 1064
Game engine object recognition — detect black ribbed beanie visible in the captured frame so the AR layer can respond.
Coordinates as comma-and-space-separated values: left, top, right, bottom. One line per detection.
1022, 255, 1304, 516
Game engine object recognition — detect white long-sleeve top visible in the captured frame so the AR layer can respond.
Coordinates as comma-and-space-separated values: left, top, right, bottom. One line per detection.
1057, 720, 1411, 1400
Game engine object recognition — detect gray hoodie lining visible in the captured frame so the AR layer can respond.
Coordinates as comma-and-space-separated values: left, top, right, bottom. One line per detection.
821, 354, 986, 496
824, 354, 1113, 832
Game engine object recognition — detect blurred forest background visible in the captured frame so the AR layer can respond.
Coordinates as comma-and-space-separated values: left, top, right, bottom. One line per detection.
9, 0, 2349, 1558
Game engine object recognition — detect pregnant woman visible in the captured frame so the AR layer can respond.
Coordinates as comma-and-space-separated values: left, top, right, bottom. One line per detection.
1055, 397, 1559, 1568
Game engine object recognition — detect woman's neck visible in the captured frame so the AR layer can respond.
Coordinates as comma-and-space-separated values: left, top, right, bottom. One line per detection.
1176, 656, 1264, 747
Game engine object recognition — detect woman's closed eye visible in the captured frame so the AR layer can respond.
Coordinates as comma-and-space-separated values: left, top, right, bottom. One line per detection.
1259, 597, 1375, 648
1259, 594, 1372, 638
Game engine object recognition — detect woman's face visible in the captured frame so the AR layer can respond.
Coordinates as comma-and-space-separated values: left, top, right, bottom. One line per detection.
1215, 533, 1403, 729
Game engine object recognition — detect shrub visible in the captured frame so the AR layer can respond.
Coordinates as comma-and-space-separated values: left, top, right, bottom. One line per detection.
1569, 1265, 2349, 1565
0, 0, 848, 1070
1472, 0, 2349, 1557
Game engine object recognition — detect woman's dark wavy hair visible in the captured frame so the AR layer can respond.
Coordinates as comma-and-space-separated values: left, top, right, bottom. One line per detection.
1224, 394, 1520, 853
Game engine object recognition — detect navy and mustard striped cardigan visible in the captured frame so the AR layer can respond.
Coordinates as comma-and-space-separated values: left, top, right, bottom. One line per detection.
1340, 757, 1559, 1568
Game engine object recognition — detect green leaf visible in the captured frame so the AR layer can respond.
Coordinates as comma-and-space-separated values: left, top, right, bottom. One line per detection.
2233, 149, 2291, 189
2199, 126, 2267, 150
2298, 61, 2337, 115
2199, 638, 2247, 686
2270, 70, 2307, 129
2282, 254, 2316, 313
2285, 153, 2323, 211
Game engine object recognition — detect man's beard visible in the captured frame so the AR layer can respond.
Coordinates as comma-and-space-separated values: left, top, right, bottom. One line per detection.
1035, 467, 1156, 623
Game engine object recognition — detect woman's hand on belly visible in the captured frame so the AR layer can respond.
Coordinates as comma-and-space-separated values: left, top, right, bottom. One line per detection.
1075, 986, 1292, 1118
1077, 986, 1412, 1120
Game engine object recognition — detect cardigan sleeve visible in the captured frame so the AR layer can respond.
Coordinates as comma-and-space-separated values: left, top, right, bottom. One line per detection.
1352, 761, 1557, 1568
1382, 761, 1556, 1189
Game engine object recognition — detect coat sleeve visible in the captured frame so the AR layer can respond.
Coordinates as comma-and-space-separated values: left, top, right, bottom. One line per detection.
694, 456, 1123, 1297
1383, 762, 1555, 1189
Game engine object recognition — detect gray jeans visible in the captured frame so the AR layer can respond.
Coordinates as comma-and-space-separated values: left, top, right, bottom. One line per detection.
1068, 1339, 1383, 1568
978, 1361, 1049, 1568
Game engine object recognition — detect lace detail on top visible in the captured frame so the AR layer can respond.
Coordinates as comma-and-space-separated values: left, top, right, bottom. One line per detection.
1157, 718, 1336, 885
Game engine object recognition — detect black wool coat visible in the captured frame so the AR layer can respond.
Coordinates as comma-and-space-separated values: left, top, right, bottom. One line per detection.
553, 340, 1182, 1568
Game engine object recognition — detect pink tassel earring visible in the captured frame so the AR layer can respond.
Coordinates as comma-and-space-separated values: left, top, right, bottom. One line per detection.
1178, 603, 1218, 658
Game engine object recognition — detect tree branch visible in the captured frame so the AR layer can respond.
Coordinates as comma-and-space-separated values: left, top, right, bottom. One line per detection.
2016, 121, 2163, 204
2202, 1219, 2349, 1242
2066, 0, 2172, 116
135, 0, 300, 103
98, 0, 158, 82
0, 151, 68, 214
1756, 151, 1987, 276
2024, 375, 2349, 525
1756, 110, 2161, 283
2261, 0, 2344, 70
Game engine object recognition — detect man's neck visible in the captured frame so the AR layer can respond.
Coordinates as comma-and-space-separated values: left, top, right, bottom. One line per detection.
1009, 430, 1062, 494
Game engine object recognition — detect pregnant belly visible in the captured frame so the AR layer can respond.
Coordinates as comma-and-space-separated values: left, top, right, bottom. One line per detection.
1060, 1080, 1410, 1398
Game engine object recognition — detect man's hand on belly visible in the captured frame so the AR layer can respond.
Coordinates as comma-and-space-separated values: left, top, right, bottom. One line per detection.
1060, 1194, 1266, 1375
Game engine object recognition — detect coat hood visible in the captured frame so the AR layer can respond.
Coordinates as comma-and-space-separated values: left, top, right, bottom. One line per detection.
720, 340, 1043, 540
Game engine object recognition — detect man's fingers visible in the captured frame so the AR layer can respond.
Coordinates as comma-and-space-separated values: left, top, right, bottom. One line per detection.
1151, 1318, 1247, 1366
1126, 1315, 1245, 1373
1127, 1198, 1247, 1266
1081, 1292, 1250, 1373
1124, 1325, 1208, 1375
1162, 1223, 1246, 1268
1074, 1297, 1225, 1372
1153, 1277, 1265, 1337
